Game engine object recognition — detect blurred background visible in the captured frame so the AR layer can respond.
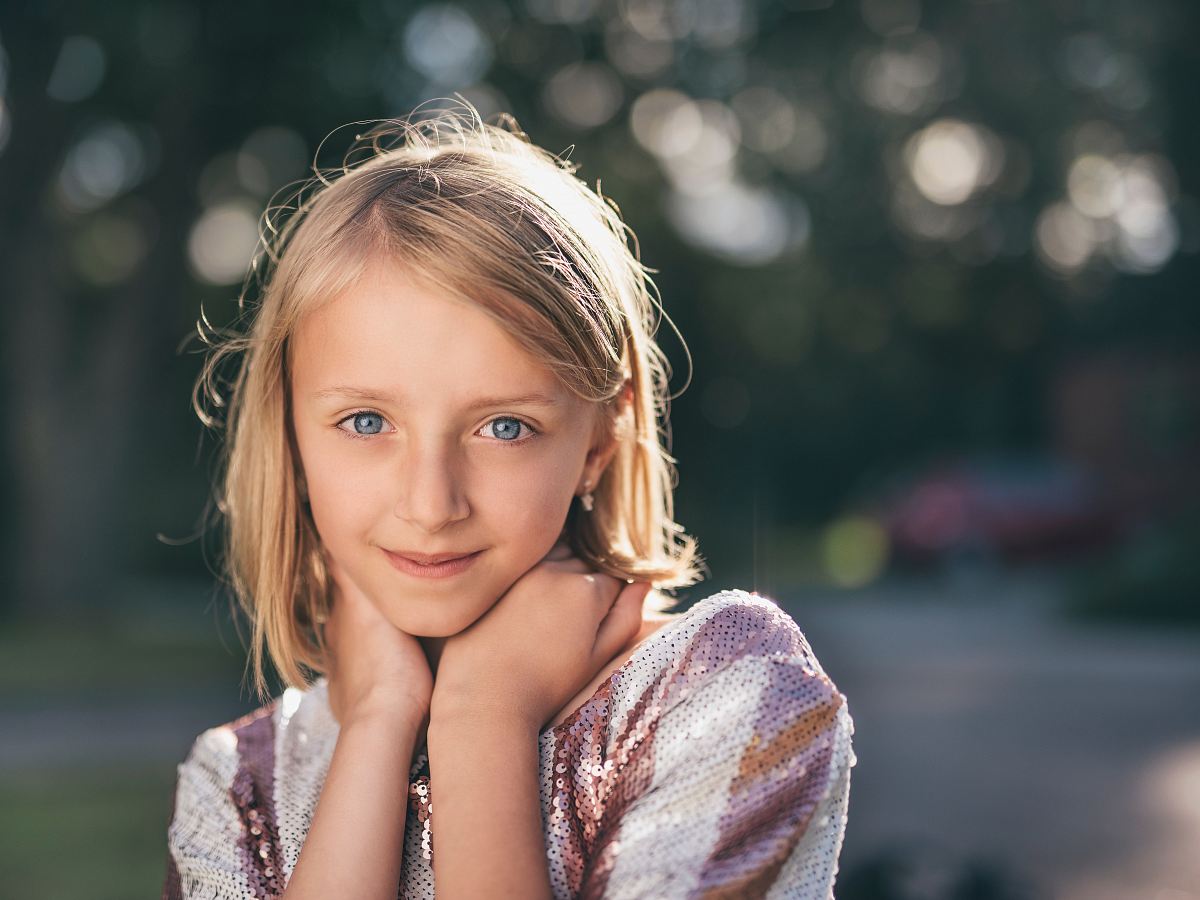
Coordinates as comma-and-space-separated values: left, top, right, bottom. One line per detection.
1, 0, 1198, 897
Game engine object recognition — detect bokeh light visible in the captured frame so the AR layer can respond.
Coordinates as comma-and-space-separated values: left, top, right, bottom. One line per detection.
665, 180, 805, 264
525, 0, 600, 26
55, 121, 153, 214
732, 86, 830, 174
1042, 151, 1181, 276
237, 127, 309, 196
70, 211, 151, 286
542, 61, 623, 129
604, 20, 674, 77
856, 31, 949, 116
45, 35, 106, 103
1035, 200, 1098, 275
629, 88, 703, 159
186, 202, 261, 286
403, 4, 493, 85
904, 118, 1003, 206
860, 0, 920, 36
821, 515, 890, 587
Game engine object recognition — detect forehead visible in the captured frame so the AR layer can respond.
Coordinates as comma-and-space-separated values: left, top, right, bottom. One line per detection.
289, 255, 569, 403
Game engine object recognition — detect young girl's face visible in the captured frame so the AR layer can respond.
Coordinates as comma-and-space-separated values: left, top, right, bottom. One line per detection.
289, 252, 611, 637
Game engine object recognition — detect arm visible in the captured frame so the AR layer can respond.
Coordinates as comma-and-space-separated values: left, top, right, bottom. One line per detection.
426, 712, 553, 900
418, 548, 648, 900
164, 553, 432, 899
277, 550, 432, 898
281, 708, 421, 900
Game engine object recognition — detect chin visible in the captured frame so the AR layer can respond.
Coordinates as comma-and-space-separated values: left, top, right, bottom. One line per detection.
380, 597, 488, 639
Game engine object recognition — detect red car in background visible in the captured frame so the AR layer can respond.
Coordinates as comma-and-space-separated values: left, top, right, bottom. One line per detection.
860, 455, 1135, 569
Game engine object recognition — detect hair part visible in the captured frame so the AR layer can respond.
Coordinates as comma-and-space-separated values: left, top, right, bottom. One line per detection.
193, 98, 707, 701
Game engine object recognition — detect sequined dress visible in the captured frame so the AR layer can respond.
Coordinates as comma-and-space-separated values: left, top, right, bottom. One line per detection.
161, 588, 856, 899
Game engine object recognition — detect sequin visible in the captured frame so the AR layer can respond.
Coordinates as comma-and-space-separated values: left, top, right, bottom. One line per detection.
161, 589, 855, 899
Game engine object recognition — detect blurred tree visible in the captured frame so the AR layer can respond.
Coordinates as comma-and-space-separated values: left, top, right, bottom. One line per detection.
0, 0, 1197, 618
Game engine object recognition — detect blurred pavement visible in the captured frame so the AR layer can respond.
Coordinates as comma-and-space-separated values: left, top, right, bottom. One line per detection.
778, 569, 1200, 900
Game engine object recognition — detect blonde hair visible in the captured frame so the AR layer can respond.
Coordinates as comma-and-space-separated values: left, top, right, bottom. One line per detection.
194, 98, 707, 701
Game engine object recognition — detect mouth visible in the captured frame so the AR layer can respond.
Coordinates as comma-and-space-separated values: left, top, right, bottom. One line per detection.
390, 549, 481, 565
382, 547, 485, 579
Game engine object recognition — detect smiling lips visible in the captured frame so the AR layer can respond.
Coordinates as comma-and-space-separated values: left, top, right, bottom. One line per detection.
391, 549, 478, 565
382, 547, 484, 578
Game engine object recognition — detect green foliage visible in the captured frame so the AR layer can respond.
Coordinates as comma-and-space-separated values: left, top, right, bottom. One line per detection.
0, 611, 247, 699
1064, 509, 1200, 625
0, 766, 178, 900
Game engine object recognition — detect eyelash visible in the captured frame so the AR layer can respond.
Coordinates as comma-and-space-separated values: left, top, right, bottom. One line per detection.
334, 410, 540, 447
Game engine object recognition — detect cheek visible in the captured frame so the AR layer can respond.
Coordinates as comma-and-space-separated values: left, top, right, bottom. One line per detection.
302, 454, 384, 551
481, 455, 577, 536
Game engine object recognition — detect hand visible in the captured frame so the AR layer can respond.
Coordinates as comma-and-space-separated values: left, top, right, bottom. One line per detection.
322, 554, 433, 733
430, 539, 652, 733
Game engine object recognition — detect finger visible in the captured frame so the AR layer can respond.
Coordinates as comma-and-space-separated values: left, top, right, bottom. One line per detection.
592, 580, 652, 663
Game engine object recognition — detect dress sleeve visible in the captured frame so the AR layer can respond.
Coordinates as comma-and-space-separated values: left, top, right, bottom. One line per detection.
584, 654, 855, 900
161, 726, 269, 899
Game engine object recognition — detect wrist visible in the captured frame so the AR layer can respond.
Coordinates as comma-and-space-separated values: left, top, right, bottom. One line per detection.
344, 694, 429, 734
429, 697, 540, 738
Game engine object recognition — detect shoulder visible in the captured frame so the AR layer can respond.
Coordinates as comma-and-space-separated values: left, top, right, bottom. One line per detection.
600, 586, 853, 753
171, 678, 335, 822
677, 588, 827, 660
166, 687, 329, 894
642, 588, 856, 802
582, 590, 856, 898
655, 587, 846, 704
177, 700, 279, 775
640, 588, 856, 783
177, 677, 334, 772
169, 699, 280, 842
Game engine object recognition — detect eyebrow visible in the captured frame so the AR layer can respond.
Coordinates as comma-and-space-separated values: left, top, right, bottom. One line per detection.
310, 386, 562, 410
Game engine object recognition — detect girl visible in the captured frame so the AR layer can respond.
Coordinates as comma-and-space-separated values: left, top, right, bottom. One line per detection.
162, 99, 855, 900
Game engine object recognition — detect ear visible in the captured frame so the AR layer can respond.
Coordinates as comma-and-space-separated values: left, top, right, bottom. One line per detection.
579, 378, 633, 491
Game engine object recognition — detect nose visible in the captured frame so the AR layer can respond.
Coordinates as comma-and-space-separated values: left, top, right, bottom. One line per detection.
392, 438, 470, 533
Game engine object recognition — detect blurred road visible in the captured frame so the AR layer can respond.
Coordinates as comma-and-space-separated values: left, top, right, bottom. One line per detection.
779, 569, 1200, 900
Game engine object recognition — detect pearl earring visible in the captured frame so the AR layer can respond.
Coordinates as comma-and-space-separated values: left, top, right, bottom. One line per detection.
580, 482, 594, 512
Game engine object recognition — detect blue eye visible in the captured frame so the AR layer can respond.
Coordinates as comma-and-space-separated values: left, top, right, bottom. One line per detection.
343, 411, 385, 436
481, 416, 537, 444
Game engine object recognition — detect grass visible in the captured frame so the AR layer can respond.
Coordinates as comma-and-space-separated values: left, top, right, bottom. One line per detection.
0, 590, 282, 897
0, 764, 179, 900
0, 611, 249, 699
1064, 510, 1200, 627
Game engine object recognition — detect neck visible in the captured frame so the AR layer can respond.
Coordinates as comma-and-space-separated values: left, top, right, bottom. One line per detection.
418, 635, 446, 678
